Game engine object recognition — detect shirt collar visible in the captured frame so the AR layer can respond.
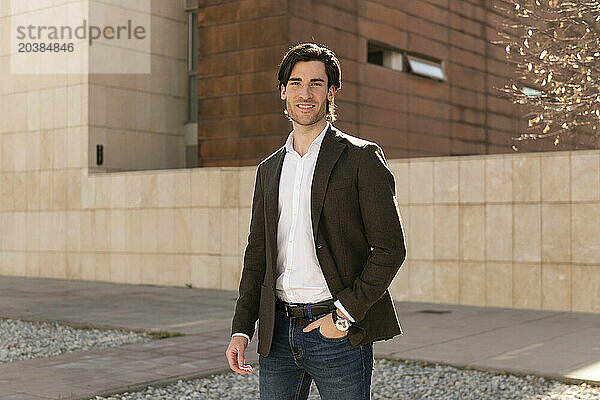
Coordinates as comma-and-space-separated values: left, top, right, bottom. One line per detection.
284, 122, 330, 154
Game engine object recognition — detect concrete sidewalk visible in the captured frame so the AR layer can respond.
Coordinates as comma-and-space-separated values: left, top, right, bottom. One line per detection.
1, 276, 599, 399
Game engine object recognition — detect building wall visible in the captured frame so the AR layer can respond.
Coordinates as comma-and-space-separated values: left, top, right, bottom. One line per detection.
197, 0, 595, 166
196, 0, 291, 167
0, 0, 90, 284
0, 1, 188, 175
1, 147, 599, 313
388, 150, 600, 312
88, 3, 188, 172
1, 0, 599, 314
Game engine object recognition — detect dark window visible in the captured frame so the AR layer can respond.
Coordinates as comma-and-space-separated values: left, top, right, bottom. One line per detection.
367, 40, 446, 81
367, 41, 403, 72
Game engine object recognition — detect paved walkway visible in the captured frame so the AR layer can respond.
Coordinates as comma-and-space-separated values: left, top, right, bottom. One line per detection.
0, 276, 599, 399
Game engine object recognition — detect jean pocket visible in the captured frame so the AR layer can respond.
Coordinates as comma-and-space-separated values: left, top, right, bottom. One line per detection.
316, 327, 349, 343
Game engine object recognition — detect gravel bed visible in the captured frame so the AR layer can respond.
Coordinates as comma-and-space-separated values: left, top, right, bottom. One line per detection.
91, 359, 600, 400
0, 318, 151, 363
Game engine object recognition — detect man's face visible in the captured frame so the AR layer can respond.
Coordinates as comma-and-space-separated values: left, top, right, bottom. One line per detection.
280, 61, 335, 127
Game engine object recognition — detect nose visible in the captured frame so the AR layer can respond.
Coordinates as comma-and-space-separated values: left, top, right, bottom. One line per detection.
299, 84, 312, 100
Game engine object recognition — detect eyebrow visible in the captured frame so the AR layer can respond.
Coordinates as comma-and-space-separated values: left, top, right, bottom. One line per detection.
288, 77, 326, 83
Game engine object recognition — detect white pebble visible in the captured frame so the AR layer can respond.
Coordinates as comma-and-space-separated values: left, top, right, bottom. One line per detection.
0, 318, 150, 364
89, 359, 600, 400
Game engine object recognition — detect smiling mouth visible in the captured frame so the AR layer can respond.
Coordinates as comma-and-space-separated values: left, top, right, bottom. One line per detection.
296, 104, 315, 110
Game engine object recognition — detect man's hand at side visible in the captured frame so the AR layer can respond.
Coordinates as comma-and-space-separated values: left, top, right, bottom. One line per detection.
226, 336, 252, 374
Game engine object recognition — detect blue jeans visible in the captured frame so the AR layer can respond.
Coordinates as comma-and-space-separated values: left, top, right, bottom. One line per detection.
259, 308, 373, 400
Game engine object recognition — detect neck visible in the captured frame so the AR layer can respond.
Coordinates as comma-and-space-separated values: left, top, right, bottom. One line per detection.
291, 119, 328, 156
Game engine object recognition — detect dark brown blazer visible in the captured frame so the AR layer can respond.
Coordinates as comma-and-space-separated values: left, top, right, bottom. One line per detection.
231, 125, 407, 357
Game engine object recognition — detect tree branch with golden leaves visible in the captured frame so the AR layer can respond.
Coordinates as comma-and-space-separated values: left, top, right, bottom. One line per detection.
491, 0, 600, 146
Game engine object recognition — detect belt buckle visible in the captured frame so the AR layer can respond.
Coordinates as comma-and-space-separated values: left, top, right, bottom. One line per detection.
284, 304, 292, 318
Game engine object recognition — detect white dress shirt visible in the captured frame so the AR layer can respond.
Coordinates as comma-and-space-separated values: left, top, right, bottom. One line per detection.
233, 123, 353, 342
275, 123, 330, 303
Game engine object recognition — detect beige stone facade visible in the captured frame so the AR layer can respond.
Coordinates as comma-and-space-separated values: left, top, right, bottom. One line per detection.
1, 148, 599, 313
0, 1, 187, 174
387, 151, 600, 313
87, 4, 188, 172
1, 1, 599, 314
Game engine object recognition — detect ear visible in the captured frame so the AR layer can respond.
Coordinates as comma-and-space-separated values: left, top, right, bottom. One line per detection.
280, 85, 287, 100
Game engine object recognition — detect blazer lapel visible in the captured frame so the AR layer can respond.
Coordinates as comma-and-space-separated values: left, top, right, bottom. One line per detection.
311, 126, 346, 245
264, 146, 286, 274
263, 126, 346, 276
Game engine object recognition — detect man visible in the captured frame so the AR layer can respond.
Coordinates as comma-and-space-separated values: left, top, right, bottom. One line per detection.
226, 43, 406, 399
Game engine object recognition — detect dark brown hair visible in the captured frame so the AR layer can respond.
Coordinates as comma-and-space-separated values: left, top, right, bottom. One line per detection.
278, 43, 342, 122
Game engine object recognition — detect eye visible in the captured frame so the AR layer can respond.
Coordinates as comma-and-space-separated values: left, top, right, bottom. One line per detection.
289, 81, 300, 86
311, 82, 322, 86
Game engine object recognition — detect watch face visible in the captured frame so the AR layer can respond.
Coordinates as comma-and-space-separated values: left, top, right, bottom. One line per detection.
336, 319, 350, 331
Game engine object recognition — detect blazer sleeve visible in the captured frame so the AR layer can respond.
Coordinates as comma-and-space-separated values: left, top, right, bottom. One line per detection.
336, 144, 407, 322
231, 166, 267, 339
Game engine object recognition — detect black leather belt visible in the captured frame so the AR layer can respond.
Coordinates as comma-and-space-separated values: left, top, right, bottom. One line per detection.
276, 298, 336, 318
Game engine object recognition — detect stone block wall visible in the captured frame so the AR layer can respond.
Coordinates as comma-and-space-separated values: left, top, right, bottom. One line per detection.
88, 3, 188, 172
387, 150, 600, 313
195, 0, 597, 167
1, 0, 599, 314
196, 0, 290, 166
1, 147, 599, 313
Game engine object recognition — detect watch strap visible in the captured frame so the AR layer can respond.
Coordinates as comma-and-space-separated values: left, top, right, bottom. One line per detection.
332, 309, 338, 322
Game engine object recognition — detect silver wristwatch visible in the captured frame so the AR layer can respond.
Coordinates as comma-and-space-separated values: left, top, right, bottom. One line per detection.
332, 309, 351, 331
